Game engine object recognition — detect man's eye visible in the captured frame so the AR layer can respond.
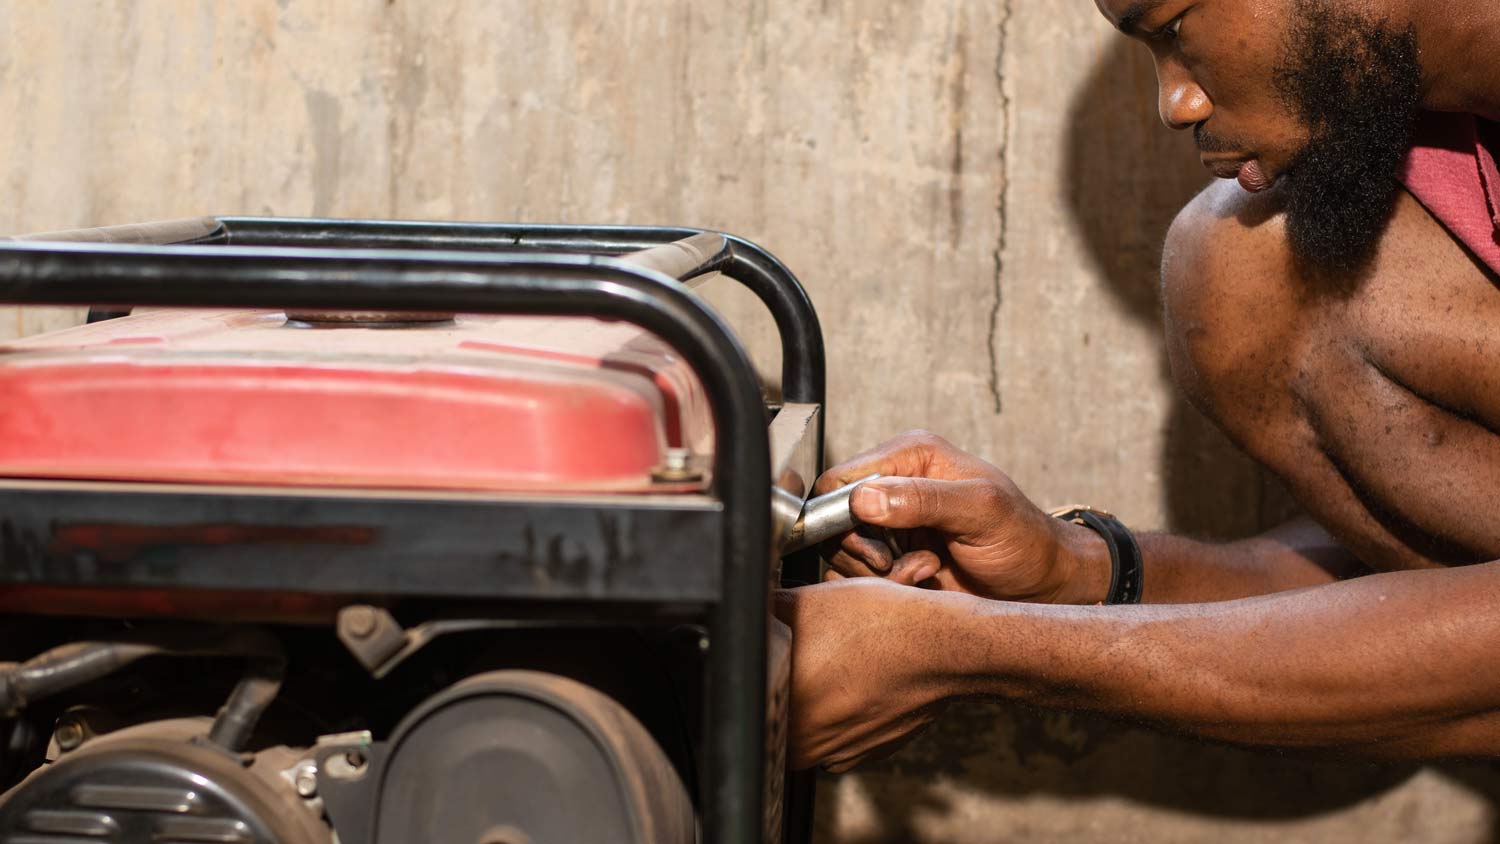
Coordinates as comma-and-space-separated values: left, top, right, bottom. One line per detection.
1163, 15, 1185, 38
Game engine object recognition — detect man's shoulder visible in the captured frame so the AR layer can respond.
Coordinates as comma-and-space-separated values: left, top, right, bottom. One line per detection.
1162, 179, 1290, 298
1158, 181, 1301, 404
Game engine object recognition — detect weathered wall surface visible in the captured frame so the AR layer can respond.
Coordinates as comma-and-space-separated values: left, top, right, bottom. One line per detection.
2, 1, 1496, 841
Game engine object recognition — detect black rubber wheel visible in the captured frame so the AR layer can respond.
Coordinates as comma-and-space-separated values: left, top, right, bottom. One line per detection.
375, 670, 695, 844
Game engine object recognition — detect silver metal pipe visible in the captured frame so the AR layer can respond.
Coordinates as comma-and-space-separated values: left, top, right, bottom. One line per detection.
777, 474, 880, 554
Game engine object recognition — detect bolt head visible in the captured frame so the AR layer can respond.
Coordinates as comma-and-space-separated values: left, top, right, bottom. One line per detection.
342, 606, 378, 639
293, 766, 319, 798
323, 748, 370, 781
652, 448, 703, 483
54, 720, 84, 751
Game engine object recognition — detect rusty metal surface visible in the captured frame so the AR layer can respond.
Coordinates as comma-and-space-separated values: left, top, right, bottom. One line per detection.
0, 479, 724, 603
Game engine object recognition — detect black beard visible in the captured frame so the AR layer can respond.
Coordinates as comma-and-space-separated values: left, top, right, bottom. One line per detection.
1272, 0, 1422, 275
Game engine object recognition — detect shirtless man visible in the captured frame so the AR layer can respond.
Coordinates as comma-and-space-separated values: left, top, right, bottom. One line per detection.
778, 0, 1500, 772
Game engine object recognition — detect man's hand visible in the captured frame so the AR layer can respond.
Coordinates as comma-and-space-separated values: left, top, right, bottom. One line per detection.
816, 430, 1109, 604
782, 560, 1500, 765
773, 578, 955, 771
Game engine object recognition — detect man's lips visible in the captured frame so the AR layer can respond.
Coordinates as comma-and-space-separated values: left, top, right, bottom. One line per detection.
1201, 154, 1274, 193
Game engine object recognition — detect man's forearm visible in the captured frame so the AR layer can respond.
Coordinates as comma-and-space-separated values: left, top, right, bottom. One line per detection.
943, 560, 1500, 756
1070, 516, 1368, 604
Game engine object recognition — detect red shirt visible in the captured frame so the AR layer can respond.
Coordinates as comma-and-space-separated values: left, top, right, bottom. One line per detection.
1399, 111, 1500, 277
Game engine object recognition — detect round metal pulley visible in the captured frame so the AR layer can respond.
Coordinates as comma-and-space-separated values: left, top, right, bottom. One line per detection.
0, 727, 329, 844
375, 670, 694, 844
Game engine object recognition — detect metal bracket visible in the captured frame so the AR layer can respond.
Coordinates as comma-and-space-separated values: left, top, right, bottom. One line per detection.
335, 606, 407, 676
336, 606, 636, 680
311, 732, 384, 844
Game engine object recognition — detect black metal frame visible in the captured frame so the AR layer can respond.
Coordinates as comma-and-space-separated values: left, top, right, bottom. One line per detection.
0, 220, 828, 844
35, 216, 823, 408
210, 218, 825, 407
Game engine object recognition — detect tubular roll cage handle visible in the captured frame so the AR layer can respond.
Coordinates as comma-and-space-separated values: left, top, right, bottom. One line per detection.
214, 218, 826, 407
41, 216, 825, 407
0, 219, 828, 844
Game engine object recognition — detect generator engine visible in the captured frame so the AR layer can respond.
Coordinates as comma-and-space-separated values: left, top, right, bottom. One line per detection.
0, 218, 825, 843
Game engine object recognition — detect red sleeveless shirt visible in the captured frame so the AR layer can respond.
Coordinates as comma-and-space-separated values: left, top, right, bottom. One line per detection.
1399, 111, 1500, 277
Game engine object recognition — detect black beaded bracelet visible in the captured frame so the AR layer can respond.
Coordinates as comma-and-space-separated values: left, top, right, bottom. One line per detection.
1050, 507, 1143, 605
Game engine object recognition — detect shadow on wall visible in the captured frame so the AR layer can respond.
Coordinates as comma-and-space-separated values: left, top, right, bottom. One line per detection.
1063, 38, 1296, 539
821, 701, 1500, 842
816, 37, 1500, 844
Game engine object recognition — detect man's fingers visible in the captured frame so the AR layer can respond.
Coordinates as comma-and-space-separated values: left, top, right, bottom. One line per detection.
925, 565, 965, 592
850, 476, 1005, 536
822, 529, 896, 577
813, 464, 878, 497
825, 548, 889, 579
813, 430, 964, 495
889, 550, 943, 586
851, 526, 897, 574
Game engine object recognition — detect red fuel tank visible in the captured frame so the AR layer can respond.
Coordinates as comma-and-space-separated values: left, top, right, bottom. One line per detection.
0, 308, 713, 493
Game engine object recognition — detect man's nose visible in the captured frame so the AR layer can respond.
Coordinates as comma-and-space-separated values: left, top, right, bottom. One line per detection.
1157, 70, 1211, 130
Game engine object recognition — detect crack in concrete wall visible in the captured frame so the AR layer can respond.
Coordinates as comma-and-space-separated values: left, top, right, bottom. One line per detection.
986, 0, 1013, 416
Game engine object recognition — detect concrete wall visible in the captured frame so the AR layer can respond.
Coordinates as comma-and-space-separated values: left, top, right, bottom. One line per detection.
2, 1, 1497, 840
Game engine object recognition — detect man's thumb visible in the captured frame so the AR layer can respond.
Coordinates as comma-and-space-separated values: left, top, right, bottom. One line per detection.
850, 477, 996, 535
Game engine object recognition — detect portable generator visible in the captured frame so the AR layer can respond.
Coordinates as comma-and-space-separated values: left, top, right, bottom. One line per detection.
0, 217, 826, 843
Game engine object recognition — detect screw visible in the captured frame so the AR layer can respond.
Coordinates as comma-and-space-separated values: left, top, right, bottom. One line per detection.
652, 448, 703, 483
322, 748, 370, 781
293, 763, 318, 798
54, 719, 84, 752
342, 606, 377, 639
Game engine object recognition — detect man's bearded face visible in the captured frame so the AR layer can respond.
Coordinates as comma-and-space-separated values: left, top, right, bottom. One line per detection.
1269, 0, 1422, 273
1098, 0, 1424, 274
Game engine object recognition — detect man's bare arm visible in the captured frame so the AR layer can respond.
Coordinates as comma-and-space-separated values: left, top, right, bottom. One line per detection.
949, 560, 1500, 754
779, 562, 1500, 769
1118, 517, 1368, 604
817, 432, 1367, 604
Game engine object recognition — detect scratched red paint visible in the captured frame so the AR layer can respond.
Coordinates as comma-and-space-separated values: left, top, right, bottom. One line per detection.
0, 585, 348, 622
48, 523, 376, 564
0, 309, 714, 493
